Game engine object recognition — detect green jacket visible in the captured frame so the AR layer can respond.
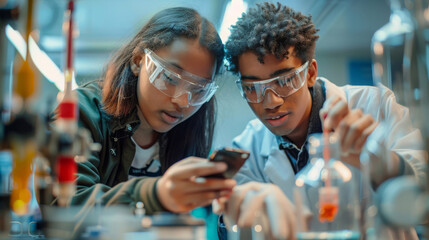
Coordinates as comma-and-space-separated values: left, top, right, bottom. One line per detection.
72, 80, 164, 214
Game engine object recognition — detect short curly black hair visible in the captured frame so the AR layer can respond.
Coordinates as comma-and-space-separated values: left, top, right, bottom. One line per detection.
225, 2, 319, 73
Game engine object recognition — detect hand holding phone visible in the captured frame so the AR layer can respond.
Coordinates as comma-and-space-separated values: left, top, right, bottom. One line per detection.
205, 148, 250, 179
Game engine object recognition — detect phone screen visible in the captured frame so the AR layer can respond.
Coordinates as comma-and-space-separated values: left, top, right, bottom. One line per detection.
205, 148, 250, 179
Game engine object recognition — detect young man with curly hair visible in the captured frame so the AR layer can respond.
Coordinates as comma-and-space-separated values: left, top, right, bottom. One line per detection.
214, 2, 425, 239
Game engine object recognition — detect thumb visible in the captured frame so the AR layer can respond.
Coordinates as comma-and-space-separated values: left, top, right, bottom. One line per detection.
212, 197, 227, 215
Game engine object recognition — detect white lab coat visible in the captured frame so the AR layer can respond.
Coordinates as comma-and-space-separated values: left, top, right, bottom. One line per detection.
233, 78, 426, 240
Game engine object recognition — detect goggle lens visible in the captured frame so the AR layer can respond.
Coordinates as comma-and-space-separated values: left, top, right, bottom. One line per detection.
144, 49, 218, 106
236, 61, 309, 103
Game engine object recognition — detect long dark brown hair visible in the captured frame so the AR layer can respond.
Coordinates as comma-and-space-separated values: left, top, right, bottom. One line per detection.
100, 7, 224, 172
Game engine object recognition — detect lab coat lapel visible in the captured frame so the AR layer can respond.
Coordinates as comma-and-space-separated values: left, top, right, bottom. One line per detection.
263, 146, 296, 200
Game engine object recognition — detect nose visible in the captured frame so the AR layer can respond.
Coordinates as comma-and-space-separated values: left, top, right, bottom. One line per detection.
262, 88, 283, 110
172, 92, 191, 108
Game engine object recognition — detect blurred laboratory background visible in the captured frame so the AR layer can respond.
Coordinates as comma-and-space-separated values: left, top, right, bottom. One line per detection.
1, 0, 391, 150
3, 0, 429, 239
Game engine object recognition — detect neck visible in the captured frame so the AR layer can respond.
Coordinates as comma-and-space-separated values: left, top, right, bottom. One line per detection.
288, 121, 310, 149
133, 107, 159, 149
287, 94, 313, 149
132, 127, 159, 149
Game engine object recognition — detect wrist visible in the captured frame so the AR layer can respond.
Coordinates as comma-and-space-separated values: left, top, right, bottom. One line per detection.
386, 151, 402, 178
153, 178, 168, 212
156, 176, 175, 212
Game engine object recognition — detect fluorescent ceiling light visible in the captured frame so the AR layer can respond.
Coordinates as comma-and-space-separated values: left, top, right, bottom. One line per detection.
5, 24, 77, 92
219, 0, 247, 44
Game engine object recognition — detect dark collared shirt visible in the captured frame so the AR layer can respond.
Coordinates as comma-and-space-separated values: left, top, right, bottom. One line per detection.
276, 79, 326, 174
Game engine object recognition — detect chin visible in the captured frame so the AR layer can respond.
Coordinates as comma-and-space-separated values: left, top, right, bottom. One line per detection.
267, 125, 293, 137
151, 122, 176, 133
153, 125, 174, 133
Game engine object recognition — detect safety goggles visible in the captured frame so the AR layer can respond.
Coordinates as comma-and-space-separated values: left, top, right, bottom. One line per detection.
236, 61, 309, 103
144, 49, 218, 106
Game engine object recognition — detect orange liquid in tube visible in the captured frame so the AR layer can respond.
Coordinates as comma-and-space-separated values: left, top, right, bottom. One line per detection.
318, 129, 339, 222
319, 203, 339, 222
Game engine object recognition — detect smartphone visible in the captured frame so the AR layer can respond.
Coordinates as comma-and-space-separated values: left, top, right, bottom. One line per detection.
205, 147, 250, 179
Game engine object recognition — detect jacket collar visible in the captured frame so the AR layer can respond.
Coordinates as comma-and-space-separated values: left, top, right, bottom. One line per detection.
320, 77, 346, 101
106, 107, 141, 139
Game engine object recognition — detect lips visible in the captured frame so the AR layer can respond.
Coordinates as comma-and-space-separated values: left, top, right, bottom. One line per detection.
161, 110, 183, 125
265, 113, 290, 127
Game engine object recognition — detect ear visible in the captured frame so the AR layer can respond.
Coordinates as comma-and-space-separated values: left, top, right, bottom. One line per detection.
306, 59, 318, 87
131, 55, 143, 76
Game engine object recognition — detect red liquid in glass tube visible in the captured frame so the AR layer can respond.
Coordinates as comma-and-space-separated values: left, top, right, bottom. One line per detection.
319, 129, 339, 222
319, 186, 339, 222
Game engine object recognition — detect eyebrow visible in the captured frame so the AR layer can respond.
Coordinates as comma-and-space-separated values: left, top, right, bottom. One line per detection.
241, 67, 295, 80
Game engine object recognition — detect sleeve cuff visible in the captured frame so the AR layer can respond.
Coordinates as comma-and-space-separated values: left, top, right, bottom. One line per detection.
395, 152, 414, 176
134, 176, 165, 214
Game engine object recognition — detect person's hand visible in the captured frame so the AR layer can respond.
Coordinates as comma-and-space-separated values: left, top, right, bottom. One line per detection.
213, 182, 300, 240
157, 157, 236, 213
320, 95, 378, 168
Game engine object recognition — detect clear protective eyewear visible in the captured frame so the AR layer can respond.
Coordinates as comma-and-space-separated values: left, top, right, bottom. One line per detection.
144, 49, 218, 106
236, 61, 309, 103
